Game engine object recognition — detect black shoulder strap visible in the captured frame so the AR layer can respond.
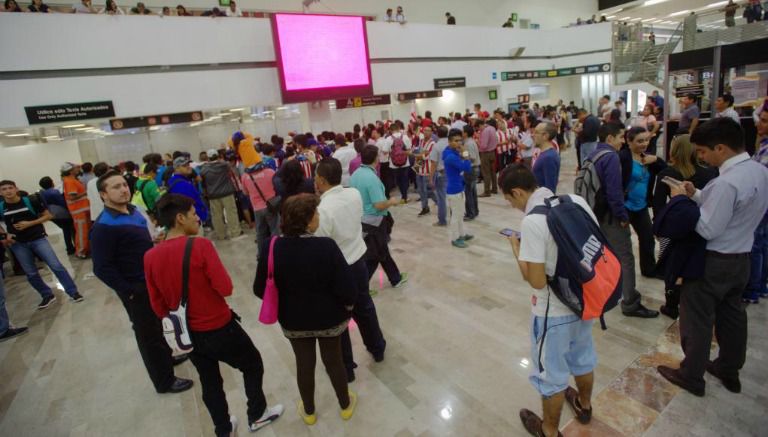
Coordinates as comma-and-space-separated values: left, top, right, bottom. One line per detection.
247, 172, 269, 203
180, 237, 195, 307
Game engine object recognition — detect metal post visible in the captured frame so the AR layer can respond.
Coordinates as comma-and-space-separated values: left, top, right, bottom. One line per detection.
712, 45, 722, 106
662, 52, 671, 160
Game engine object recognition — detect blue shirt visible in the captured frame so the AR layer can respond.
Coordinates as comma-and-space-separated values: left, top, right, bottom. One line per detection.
692, 152, 768, 253
532, 148, 561, 193
350, 165, 387, 217
155, 165, 167, 186
167, 174, 209, 222
625, 161, 649, 211
443, 147, 472, 195
39, 188, 68, 210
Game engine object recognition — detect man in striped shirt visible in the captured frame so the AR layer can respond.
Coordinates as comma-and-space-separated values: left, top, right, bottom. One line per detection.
495, 112, 513, 174
415, 126, 437, 216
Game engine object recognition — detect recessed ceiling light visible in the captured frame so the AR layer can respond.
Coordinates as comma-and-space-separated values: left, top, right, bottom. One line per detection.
606, 15, 616, 19
620, 16, 632, 20
705, 1, 728, 9
0, 131, 5, 135
642, 18, 656, 22
644, 0, 670, 6
630, 17, 643, 21
6, 133, 31, 137
228, 108, 247, 112
669, 10, 691, 17
75, 127, 93, 131
62, 124, 86, 128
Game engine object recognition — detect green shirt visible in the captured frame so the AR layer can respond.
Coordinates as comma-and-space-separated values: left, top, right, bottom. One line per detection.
350, 165, 387, 217
136, 178, 160, 210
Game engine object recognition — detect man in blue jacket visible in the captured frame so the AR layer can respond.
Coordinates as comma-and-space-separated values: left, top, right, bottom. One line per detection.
589, 122, 658, 319
167, 156, 208, 225
443, 128, 474, 248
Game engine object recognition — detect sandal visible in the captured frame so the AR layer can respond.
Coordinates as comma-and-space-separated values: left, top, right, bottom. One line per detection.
519, 408, 564, 437
564, 386, 592, 424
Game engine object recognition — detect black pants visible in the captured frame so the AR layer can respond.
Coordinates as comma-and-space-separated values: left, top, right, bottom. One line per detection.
289, 336, 350, 415
679, 252, 749, 387
379, 163, 393, 199
52, 218, 75, 254
117, 286, 175, 392
341, 258, 386, 370
189, 318, 267, 437
362, 218, 401, 286
628, 208, 656, 276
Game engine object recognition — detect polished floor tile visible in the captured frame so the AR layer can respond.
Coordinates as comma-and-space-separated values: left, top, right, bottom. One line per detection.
1, 153, 766, 436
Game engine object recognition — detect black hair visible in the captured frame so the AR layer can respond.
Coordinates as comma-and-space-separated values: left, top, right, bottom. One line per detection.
626, 126, 648, 142
155, 193, 195, 229
463, 124, 475, 137
39, 176, 54, 189
316, 158, 342, 186
690, 117, 744, 152
0, 180, 16, 188
124, 161, 136, 172
487, 119, 498, 129
94, 162, 110, 178
96, 170, 123, 193
293, 134, 308, 148
261, 144, 275, 155
361, 145, 379, 165
684, 93, 697, 101
448, 128, 463, 140
499, 164, 538, 194
280, 193, 320, 237
280, 160, 306, 196
598, 122, 624, 143
720, 94, 735, 107
144, 162, 158, 175
81, 162, 93, 173
436, 125, 449, 139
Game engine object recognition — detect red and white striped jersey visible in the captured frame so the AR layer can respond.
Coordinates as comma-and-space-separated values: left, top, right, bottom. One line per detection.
496, 127, 511, 154
417, 139, 435, 176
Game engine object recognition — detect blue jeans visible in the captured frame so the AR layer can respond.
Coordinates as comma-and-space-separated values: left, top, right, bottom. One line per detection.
253, 208, 279, 255
0, 276, 9, 335
463, 167, 479, 218
434, 173, 448, 225
393, 167, 411, 200
416, 174, 436, 210
747, 215, 768, 296
9, 238, 78, 298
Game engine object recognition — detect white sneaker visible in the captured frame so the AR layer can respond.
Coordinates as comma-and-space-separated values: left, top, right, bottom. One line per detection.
249, 404, 284, 432
228, 415, 238, 436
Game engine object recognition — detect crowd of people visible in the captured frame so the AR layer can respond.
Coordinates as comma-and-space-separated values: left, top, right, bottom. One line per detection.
1, 95, 767, 437
0, 0, 244, 16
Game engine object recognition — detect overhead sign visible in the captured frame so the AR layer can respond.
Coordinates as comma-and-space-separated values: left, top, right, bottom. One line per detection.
675, 84, 705, 98
335, 94, 391, 109
397, 90, 443, 101
501, 63, 611, 81
110, 111, 203, 130
25, 101, 115, 125
489, 90, 498, 100
511, 13, 518, 22
433, 77, 466, 89
518, 94, 530, 104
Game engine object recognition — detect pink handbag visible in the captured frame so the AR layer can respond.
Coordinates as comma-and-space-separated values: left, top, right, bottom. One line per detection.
258, 236, 279, 325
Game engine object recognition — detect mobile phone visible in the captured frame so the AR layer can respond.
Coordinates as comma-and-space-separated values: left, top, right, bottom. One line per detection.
661, 176, 683, 187
500, 228, 520, 238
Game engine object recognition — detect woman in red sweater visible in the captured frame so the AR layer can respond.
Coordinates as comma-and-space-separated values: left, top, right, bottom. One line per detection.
145, 194, 283, 437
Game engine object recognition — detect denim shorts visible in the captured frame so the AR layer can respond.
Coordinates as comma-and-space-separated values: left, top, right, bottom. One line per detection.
529, 313, 597, 397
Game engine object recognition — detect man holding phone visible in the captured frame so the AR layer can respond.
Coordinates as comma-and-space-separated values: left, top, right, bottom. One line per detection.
658, 118, 768, 396
443, 128, 474, 248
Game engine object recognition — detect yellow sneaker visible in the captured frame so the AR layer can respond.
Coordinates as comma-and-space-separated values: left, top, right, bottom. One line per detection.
340, 390, 357, 420
297, 401, 317, 426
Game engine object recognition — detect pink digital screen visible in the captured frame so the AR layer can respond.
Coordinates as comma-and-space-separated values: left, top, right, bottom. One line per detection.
271, 14, 373, 103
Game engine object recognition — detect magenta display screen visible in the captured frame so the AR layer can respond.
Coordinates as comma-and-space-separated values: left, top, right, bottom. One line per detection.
271, 13, 373, 104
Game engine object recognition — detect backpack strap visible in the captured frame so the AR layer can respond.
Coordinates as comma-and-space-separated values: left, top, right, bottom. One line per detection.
0, 200, 4, 219
22, 196, 36, 217
589, 148, 613, 165
180, 237, 195, 308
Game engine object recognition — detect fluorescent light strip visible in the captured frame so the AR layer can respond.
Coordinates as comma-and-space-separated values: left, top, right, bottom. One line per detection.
0, 131, 5, 135
620, 16, 632, 20
644, 0, 669, 6
705, 1, 728, 8
630, 17, 643, 21
75, 127, 93, 131
606, 15, 616, 19
642, 18, 656, 22
669, 10, 691, 17
228, 108, 247, 112
6, 133, 30, 137
62, 124, 86, 128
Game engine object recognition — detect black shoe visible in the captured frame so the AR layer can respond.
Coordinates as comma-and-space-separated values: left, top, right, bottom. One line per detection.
69, 292, 85, 303
173, 354, 189, 366
160, 377, 193, 394
0, 326, 29, 342
659, 304, 678, 319
418, 208, 430, 217
622, 304, 659, 318
38, 295, 57, 310
373, 351, 385, 363
657, 366, 704, 397
346, 368, 356, 383
706, 361, 741, 393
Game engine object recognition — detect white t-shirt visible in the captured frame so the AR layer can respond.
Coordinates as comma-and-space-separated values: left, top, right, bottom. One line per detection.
332, 146, 358, 187
450, 120, 467, 131
376, 137, 390, 164
73, 2, 95, 13
225, 7, 242, 17
86, 177, 104, 219
315, 185, 367, 265
716, 107, 740, 125
381, 132, 412, 168
518, 187, 599, 317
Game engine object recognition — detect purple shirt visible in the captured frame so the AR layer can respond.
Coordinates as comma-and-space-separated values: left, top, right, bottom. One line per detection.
478, 125, 498, 153
349, 154, 362, 176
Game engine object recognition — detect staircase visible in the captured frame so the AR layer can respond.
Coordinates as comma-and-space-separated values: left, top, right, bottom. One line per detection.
613, 22, 683, 89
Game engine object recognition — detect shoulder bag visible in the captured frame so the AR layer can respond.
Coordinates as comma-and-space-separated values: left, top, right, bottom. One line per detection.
161, 237, 195, 355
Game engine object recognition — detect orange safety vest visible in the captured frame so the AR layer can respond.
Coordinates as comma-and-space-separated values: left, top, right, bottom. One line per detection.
63, 176, 90, 215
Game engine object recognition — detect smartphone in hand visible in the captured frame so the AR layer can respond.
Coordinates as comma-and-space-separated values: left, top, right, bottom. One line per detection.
500, 228, 520, 238
661, 176, 683, 187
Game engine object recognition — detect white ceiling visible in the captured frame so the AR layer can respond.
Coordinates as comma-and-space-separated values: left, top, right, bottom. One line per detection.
600, 0, 746, 29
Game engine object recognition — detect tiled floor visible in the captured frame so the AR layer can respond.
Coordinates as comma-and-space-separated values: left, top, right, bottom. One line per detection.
1, 154, 766, 436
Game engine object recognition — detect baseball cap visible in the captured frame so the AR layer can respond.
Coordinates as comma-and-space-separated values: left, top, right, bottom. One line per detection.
60, 162, 76, 172
173, 156, 191, 168
206, 148, 219, 159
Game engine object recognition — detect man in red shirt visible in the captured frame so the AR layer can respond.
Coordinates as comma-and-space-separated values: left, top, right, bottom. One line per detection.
145, 194, 283, 436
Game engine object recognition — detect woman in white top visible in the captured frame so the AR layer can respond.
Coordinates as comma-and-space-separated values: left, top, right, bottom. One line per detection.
99, 0, 124, 14
331, 134, 357, 187
631, 105, 660, 154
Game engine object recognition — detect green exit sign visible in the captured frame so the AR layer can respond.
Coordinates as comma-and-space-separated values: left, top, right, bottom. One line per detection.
511, 13, 518, 22
489, 90, 498, 100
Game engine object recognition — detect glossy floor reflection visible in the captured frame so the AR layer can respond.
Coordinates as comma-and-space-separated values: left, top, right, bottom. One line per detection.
1, 154, 766, 436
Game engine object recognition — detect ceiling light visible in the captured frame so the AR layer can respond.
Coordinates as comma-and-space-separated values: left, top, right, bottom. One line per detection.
228, 108, 247, 112
606, 15, 616, 19
705, 1, 728, 8
644, 0, 670, 6
75, 127, 93, 131
149, 126, 160, 131
642, 18, 656, 22
43, 135, 60, 139
630, 17, 643, 21
0, 131, 5, 135
6, 133, 30, 137
62, 124, 86, 128
620, 16, 632, 20
669, 10, 691, 17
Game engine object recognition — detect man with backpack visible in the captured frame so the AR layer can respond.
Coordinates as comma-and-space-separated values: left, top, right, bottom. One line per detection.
383, 122, 412, 203
501, 164, 614, 437
578, 122, 659, 319
132, 163, 162, 216
0, 180, 84, 309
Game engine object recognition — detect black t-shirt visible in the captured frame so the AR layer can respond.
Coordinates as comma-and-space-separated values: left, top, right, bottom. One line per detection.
2, 195, 47, 242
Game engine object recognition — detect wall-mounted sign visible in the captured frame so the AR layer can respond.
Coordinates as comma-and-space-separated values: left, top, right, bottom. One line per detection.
397, 90, 443, 101
518, 94, 530, 104
110, 111, 203, 130
25, 101, 115, 125
674, 84, 705, 98
335, 94, 391, 109
501, 63, 611, 81
511, 13, 518, 22
433, 77, 467, 89
492, 72, 498, 80
489, 90, 498, 100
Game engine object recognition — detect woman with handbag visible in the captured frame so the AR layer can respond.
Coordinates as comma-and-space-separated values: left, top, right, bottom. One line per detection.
253, 193, 358, 426
241, 162, 279, 251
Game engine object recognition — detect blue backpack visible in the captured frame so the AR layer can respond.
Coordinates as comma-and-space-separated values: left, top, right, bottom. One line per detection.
528, 195, 622, 370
